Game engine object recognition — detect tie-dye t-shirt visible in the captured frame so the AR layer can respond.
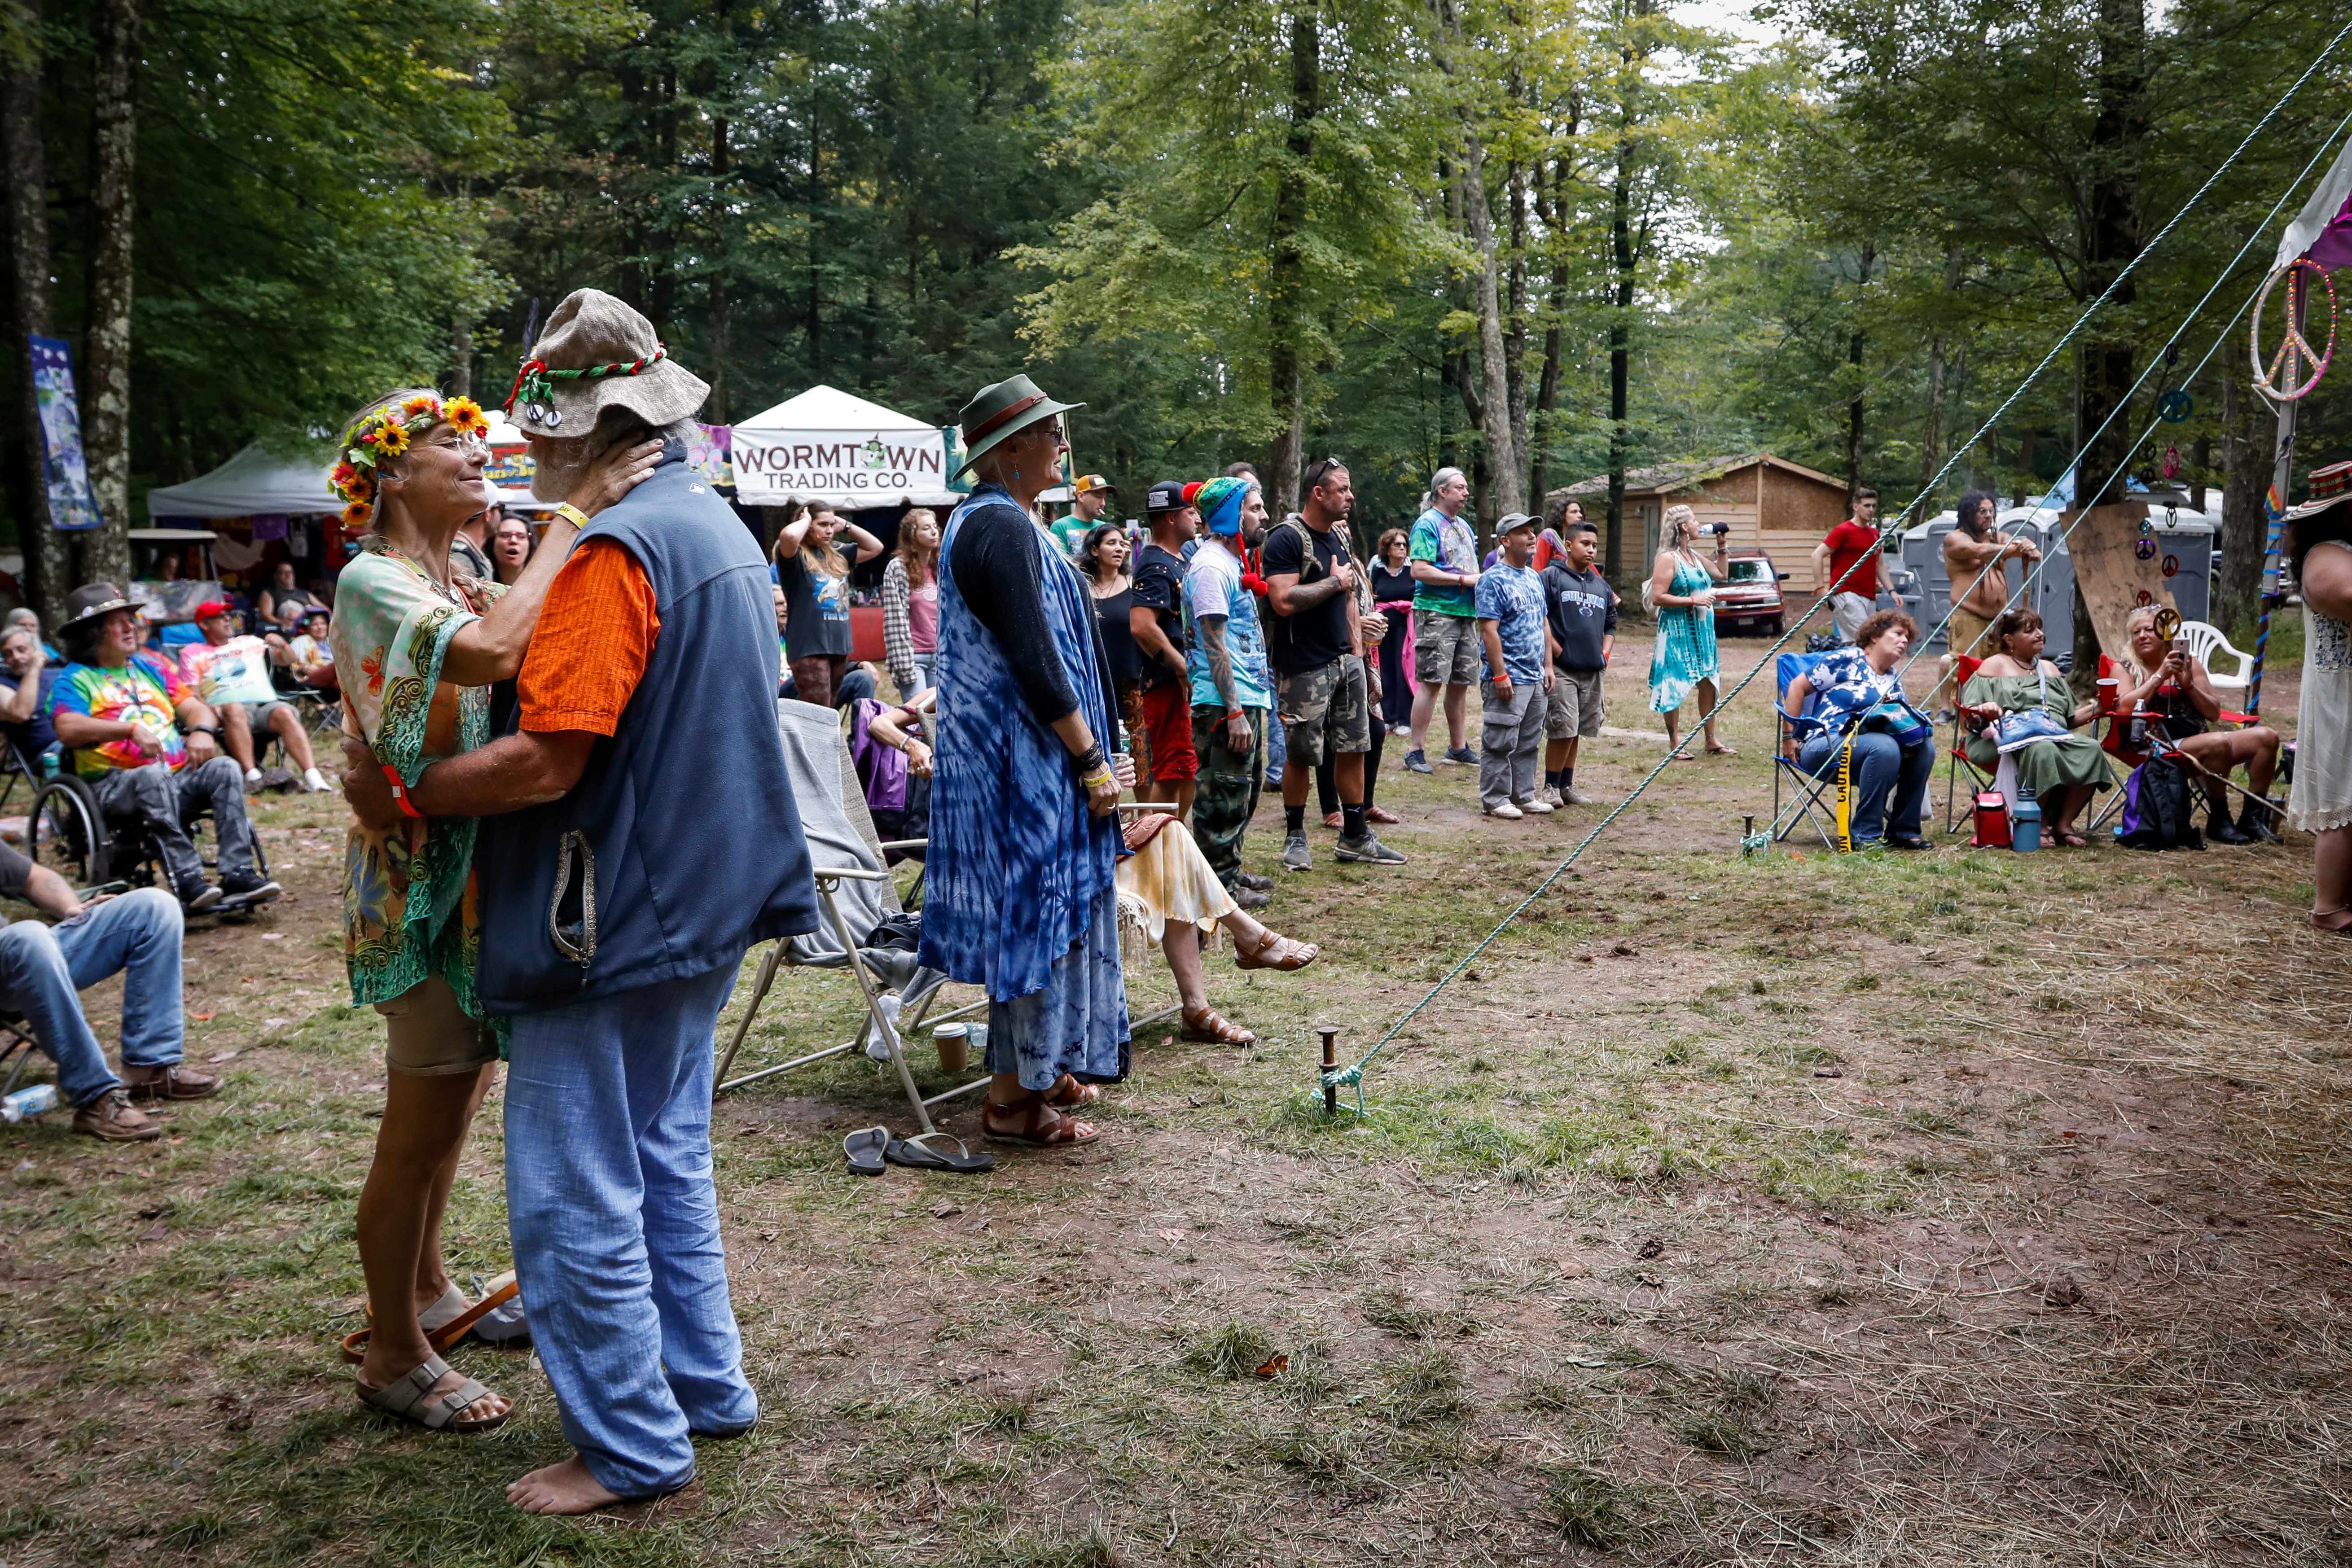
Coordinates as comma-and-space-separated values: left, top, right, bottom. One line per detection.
53, 653, 190, 777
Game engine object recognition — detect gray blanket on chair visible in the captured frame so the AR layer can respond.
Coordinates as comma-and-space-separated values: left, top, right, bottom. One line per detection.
775, 699, 905, 968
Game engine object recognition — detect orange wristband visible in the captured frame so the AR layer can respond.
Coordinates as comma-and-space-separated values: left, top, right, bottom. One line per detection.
384, 765, 425, 819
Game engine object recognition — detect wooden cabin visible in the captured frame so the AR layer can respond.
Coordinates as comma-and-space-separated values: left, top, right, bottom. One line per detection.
1545, 454, 1856, 572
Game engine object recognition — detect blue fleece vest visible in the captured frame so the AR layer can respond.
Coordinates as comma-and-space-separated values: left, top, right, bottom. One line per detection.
474, 453, 820, 1014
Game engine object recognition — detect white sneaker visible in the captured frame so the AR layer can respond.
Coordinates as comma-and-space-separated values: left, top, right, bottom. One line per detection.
1484, 801, 1524, 820
1562, 784, 1594, 806
1538, 785, 1564, 808
1516, 797, 1556, 814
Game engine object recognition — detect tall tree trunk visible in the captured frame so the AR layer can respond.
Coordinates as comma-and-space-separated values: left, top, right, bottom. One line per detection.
449, 320, 471, 398
1919, 251, 1959, 498
2189, 430, 2210, 512
1843, 241, 1874, 503
79, 0, 139, 588
4, 0, 73, 628
1458, 134, 1523, 521
1506, 150, 1529, 500
1606, 121, 1635, 585
2072, 0, 2147, 679
1265, 0, 1318, 518
707, 115, 730, 422
1529, 150, 1572, 511
1841, 252, 1871, 496
2217, 366, 2264, 635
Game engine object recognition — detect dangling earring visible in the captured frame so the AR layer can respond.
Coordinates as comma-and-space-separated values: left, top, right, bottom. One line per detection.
1014, 466, 1021, 482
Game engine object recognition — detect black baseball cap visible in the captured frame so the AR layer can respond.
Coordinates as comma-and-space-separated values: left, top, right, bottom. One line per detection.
1145, 479, 1188, 513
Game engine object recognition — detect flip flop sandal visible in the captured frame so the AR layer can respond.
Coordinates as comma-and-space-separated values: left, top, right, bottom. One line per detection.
356, 1351, 509, 1432
1179, 1006, 1255, 1045
884, 1133, 995, 1174
1234, 930, 1318, 972
1043, 1073, 1102, 1110
981, 1100, 1100, 1147
843, 1126, 889, 1177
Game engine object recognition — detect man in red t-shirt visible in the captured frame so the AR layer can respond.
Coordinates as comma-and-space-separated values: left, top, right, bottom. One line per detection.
1811, 488, 1882, 644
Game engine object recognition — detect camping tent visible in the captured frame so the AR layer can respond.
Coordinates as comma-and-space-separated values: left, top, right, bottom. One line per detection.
145, 443, 337, 519
729, 385, 957, 508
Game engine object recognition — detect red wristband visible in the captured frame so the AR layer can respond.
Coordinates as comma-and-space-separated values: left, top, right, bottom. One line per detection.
384, 765, 425, 819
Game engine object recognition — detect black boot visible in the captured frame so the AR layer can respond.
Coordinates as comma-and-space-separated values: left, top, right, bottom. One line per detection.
2208, 794, 2253, 845
2239, 792, 2283, 844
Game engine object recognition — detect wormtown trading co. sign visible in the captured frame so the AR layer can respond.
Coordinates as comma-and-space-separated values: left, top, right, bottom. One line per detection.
728, 428, 955, 507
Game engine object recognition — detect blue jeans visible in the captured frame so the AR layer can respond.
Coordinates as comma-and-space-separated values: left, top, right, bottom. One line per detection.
0, 888, 184, 1107
1797, 731, 1933, 846
504, 963, 755, 1498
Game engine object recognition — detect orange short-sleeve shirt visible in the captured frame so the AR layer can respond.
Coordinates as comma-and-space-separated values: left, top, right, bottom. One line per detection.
516, 537, 662, 735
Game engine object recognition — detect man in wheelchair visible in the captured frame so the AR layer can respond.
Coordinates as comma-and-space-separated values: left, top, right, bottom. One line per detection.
0, 839, 206, 1140
48, 585, 280, 911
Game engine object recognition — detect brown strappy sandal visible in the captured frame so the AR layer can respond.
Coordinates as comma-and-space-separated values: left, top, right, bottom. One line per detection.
1043, 1073, 1103, 1110
1179, 1006, 1256, 1045
1234, 928, 1319, 972
981, 1097, 1099, 1147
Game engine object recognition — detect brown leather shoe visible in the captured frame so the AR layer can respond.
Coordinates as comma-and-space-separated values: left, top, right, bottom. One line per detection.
74, 1088, 162, 1142
121, 1064, 220, 1102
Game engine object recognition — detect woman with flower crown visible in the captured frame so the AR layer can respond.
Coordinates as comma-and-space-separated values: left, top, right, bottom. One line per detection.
327, 387, 658, 1432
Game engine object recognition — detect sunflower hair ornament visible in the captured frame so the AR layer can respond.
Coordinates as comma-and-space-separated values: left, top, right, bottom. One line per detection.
328, 394, 488, 531
502, 345, 669, 428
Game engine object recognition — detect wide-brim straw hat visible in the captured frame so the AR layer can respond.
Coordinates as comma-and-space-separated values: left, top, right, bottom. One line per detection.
515, 289, 709, 436
954, 373, 1083, 477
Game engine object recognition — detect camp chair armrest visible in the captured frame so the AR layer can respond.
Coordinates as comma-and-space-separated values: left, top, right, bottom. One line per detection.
876, 839, 929, 852
815, 867, 893, 883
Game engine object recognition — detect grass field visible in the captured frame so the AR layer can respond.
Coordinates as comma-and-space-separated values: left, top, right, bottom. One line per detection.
2, 632, 2346, 1567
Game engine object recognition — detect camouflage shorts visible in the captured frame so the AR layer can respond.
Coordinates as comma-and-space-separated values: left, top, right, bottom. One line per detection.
1276, 655, 1371, 766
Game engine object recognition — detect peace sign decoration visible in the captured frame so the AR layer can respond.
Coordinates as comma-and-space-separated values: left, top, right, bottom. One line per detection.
2250, 258, 2336, 402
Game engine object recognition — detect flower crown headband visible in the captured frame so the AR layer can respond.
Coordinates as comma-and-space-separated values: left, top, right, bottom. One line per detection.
328, 393, 489, 532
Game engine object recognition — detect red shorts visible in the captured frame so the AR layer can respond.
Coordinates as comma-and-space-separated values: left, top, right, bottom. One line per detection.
1137, 682, 1198, 781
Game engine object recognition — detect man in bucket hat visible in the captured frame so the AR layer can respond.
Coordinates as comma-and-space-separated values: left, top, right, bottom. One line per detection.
343, 288, 820, 1513
49, 583, 279, 911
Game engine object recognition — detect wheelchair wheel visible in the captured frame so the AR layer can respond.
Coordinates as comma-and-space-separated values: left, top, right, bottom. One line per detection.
31, 776, 108, 887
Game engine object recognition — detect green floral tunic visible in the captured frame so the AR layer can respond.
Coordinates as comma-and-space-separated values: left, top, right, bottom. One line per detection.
328, 545, 504, 1014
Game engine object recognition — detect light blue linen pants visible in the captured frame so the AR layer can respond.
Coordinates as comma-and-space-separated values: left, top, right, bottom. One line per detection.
504, 962, 756, 1498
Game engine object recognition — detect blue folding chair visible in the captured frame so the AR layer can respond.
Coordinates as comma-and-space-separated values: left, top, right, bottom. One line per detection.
1772, 652, 1839, 849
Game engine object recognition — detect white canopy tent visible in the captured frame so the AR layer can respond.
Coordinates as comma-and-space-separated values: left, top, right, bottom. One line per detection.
145, 443, 337, 519
730, 385, 957, 508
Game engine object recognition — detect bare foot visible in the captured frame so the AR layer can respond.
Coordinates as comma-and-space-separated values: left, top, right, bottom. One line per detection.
507, 1453, 625, 1515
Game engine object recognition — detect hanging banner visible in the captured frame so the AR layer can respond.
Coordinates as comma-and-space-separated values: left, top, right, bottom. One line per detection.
27, 335, 103, 531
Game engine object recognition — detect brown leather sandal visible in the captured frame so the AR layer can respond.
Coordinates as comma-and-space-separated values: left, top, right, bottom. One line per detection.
981, 1097, 1099, 1146
1043, 1073, 1102, 1110
1234, 928, 1319, 972
1180, 1006, 1255, 1045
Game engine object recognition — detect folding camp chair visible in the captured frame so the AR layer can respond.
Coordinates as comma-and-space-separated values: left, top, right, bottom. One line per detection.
1940, 654, 1995, 833
1770, 652, 1838, 849
0, 1011, 44, 1099
714, 701, 977, 1145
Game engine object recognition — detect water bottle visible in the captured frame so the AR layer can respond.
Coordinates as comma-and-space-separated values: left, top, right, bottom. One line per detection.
865, 991, 903, 1063
0, 1083, 58, 1122
2010, 785, 2043, 853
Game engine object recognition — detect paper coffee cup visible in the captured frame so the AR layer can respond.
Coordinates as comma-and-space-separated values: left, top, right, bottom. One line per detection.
933, 1022, 969, 1073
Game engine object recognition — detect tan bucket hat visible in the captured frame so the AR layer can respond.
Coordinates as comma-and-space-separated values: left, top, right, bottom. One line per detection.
506, 289, 709, 435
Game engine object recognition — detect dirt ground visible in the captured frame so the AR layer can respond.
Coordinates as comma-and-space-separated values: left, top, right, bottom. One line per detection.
1, 626, 2346, 1568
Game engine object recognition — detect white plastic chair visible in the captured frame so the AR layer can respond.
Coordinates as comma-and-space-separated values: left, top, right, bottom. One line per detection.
2179, 620, 2252, 696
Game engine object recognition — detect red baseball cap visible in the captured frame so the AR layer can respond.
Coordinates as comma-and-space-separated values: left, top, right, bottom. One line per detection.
194, 599, 233, 620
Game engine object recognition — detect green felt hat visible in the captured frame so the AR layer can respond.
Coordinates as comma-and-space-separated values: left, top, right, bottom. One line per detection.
953, 373, 1083, 478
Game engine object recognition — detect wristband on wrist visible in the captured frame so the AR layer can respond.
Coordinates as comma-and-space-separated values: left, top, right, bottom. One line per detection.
1073, 741, 1106, 773
555, 502, 592, 530
384, 765, 426, 820
1079, 766, 1116, 791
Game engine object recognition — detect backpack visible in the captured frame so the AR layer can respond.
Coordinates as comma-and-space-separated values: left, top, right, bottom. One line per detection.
2115, 756, 2203, 851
